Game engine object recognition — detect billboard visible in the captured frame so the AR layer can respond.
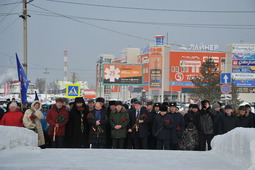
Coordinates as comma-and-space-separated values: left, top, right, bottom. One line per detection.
232, 60, 255, 66
169, 51, 226, 91
102, 64, 143, 85
232, 66, 255, 73
149, 51, 162, 89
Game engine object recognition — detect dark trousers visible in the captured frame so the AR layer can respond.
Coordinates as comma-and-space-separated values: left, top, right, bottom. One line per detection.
50, 136, 64, 148
148, 135, 157, 149
133, 133, 148, 149
199, 134, 214, 151
112, 138, 125, 149
91, 139, 106, 149
156, 139, 170, 150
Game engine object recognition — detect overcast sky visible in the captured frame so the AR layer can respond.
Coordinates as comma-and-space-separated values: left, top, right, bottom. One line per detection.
0, 0, 255, 87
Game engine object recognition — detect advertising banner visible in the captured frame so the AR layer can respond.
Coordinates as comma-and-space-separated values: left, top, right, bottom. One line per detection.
232, 60, 255, 66
232, 66, 255, 73
149, 54, 162, 89
103, 64, 143, 85
169, 51, 225, 91
232, 53, 255, 60
232, 73, 255, 80
233, 80, 255, 87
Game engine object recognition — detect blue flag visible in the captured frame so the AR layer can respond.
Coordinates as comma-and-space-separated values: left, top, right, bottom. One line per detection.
34, 91, 39, 101
16, 53, 29, 105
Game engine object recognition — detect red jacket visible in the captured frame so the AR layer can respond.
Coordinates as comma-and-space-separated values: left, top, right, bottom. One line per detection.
46, 105, 69, 136
0, 110, 24, 127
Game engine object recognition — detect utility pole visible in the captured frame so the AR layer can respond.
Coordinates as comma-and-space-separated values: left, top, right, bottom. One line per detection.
20, 0, 29, 75
44, 68, 49, 101
99, 56, 103, 97
72, 72, 76, 84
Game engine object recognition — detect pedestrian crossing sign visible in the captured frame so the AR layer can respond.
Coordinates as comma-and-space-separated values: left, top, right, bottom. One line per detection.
66, 84, 80, 98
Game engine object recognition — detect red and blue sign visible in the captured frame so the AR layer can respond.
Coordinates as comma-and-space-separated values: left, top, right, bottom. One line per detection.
128, 86, 134, 92
221, 84, 232, 94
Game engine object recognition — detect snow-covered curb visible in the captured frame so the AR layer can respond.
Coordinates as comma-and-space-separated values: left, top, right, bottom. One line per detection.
211, 127, 255, 170
0, 125, 38, 150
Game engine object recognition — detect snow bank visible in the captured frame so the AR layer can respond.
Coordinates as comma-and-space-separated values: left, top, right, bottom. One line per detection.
211, 127, 255, 169
0, 125, 38, 150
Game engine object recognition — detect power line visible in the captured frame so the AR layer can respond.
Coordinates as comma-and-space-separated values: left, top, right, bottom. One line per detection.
0, 17, 19, 35
29, 3, 154, 42
44, 0, 255, 13
0, 1, 22, 6
28, 10, 255, 30
0, 2, 19, 24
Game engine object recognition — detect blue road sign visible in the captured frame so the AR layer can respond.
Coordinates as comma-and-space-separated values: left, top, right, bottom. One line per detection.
220, 73, 231, 84
66, 84, 80, 98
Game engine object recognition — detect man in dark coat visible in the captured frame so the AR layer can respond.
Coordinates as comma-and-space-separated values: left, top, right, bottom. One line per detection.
146, 101, 157, 149
194, 100, 216, 151
67, 97, 89, 148
87, 102, 108, 148
218, 105, 239, 134
153, 105, 174, 150
169, 102, 185, 150
245, 104, 255, 127
0, 107, 5, 120
106, 100, 116, 148
184, 104, 199, 128
128, 101, 149, 149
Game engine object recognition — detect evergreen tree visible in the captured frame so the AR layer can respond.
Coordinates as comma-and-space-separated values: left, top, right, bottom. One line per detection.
189, 57, 221, 103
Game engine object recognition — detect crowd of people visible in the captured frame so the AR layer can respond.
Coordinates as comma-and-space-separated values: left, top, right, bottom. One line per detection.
0, 97, 254, 151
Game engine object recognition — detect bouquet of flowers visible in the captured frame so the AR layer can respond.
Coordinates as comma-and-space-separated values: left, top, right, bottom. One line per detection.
121, 118, 128, 123
87, 112, 104, 135
77, 107, 85, 132
53, 114, 67, 141
139, 113, 149, 121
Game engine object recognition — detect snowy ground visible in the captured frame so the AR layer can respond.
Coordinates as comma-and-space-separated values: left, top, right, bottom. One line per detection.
0, 126, 254, 170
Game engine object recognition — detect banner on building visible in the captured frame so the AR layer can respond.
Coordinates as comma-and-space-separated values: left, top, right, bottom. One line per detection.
102, 64, 143, 85
149, 55, 162, 89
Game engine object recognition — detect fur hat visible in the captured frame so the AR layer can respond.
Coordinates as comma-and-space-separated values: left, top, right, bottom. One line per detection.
160, 105, 168, 112
131, 98, 138, 103
169, 102, 177, 107
109, 100, 116, 106
75, 97, 84, 103
96, 97, 105, 103
153, 103, 161, 108
115, 101, 123, 106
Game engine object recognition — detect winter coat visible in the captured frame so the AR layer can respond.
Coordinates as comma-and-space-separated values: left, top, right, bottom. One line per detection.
194, 108, 216, 135
87, 109, 108, 144
128, 107, 150, 138
0, 107, 5, 120
46, 105, 69, 136
23, 101, 45, 146
213, 110, 224, 135
152, 113, 174, 140
68, 105, 89, 148
180, 127, 199, 150
237, 114, 254, 128
109, 108, 130, 139
184, 111, 196, 128
40, 104, 49, 132
169, 111, 185, 144
0, 110, 24, 127
218, 113, 239, 134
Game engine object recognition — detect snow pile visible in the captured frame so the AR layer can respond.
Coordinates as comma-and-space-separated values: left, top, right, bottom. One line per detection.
211, 127, 255, 169
0, 125, 38, 150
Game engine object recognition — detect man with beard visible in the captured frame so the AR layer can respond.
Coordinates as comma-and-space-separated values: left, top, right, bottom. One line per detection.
68, 97, 89, 148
